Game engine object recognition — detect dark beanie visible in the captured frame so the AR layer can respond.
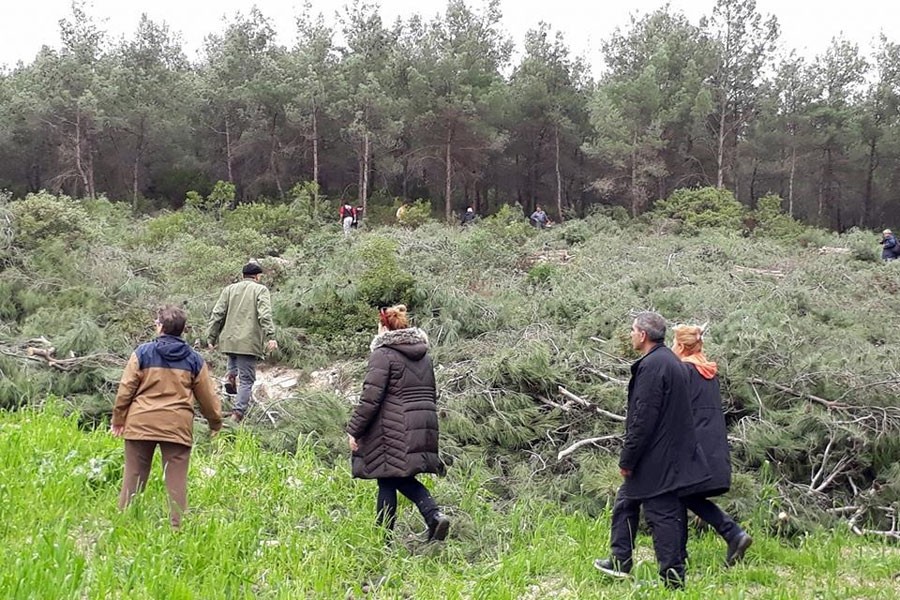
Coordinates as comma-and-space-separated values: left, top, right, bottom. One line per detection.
242, 262, 263, 276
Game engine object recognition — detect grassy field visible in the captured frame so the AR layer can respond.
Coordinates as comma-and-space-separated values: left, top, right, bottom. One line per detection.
2, 407, 899, 599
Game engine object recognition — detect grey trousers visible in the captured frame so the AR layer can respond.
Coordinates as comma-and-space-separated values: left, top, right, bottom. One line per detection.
226, 353, 257, 416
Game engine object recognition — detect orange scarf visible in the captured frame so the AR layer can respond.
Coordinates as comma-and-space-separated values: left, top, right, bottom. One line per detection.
679, 351, 718, 380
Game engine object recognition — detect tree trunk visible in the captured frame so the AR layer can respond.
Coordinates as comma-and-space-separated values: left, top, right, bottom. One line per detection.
788, 145, 796, 218
444, 125, 453, 222
225, 117, 234, 183
74, 110, 90, 198
361, 130, 370, 213
555, 124, 564, 222
270, 114, 284, 199
716, 104, 727, 189
312, 103, 319, 189
132, 118, 144, 212
630, 130, 640, 217
863, 137, 877, 227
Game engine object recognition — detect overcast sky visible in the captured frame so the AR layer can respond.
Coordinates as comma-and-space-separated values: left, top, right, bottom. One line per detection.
2, 0, 898, 75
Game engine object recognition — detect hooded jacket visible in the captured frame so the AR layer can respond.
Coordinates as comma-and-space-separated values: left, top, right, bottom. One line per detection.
112, 335, 222, 447
206, 278, 276, 357
347, 328, 444, 479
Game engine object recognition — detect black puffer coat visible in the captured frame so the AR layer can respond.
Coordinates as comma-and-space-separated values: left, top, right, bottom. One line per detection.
347, 328, 444, 479
678, 366, 731, 497
619, 344, 710, 500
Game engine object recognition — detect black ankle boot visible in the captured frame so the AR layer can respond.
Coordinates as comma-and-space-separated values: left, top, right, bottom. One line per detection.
426, 512, 450, 541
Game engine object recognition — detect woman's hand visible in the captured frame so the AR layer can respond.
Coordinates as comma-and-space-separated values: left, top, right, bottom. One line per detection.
348, 435, 359, 452
110, 424, 125, 437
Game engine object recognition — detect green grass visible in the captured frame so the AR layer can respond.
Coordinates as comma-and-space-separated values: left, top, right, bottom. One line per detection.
2, 408, 899, 599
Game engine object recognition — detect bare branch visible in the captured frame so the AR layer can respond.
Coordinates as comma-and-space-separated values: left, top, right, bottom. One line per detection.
558, 386, 626, 422
557, 434, 622, 460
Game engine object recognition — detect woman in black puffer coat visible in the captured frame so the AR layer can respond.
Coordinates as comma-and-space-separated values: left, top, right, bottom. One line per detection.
673, 325, 752, 567
347, 305, 450, 541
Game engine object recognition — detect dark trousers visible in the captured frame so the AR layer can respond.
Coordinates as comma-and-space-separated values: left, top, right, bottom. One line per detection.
119, 439, 192, 528
682, 494, 741, 542
610, 488, 687, 585
376, 476, 438, 530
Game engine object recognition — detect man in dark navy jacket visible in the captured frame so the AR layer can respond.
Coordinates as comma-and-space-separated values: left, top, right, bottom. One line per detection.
594, 312, 709, 588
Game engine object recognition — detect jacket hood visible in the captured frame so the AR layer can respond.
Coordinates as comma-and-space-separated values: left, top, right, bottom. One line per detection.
155, 334, 193, 362
370, 327, 429, 360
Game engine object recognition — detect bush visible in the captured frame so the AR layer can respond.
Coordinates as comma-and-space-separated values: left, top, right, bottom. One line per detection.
653, 186, 745, 232
396, 199, 434, 229
753, 194, 807, 240
355, 236, 418, 308
9, 192, 94, 250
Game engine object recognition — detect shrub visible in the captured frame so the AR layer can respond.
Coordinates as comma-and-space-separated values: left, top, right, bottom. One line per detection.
9, 192, 94, 250
753, 194, 806, 240
396, 199, 433, 229
356, 236, 418, 308
653, 186, 745, 232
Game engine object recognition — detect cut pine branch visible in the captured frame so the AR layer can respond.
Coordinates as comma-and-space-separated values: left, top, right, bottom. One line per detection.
557, 386, 626, 422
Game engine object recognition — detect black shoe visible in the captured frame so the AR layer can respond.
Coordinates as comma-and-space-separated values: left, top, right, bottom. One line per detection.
427, 513, 450, 541
593, 557, 632, 579
725, 532, 753, 567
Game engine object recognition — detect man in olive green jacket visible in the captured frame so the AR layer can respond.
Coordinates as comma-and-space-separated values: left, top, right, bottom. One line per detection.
207, 262, 278, 422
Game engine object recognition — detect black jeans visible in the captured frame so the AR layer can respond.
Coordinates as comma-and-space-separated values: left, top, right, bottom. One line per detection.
376, 476, 439, 530
681, 494, 742, 543
609, 488, 687, 586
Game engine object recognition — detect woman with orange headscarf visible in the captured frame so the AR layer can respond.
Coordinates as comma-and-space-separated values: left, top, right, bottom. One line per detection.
672, 325, 752, 567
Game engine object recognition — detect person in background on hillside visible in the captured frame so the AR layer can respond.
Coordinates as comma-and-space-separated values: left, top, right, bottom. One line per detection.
672, 324, 752, 567
347, 305, 450, 542
530, 205, 549, 229
111, 305, 222, 529
206, 261, 278, 423
461, 206, 477, 226
352, 205, 364, 229
340, 202, 357, 237
881, 229, 898, 261
594, 312, 709, 590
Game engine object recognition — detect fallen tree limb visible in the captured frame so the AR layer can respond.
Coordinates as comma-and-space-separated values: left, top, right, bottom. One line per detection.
733, 265, 785, 278
557, 434, 622, 460
558, 386, 626, 422
1, 344, 124, 372
747, 377, 845, 411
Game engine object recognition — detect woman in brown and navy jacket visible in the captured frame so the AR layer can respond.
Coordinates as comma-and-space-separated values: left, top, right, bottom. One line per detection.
111, 305, 222, 528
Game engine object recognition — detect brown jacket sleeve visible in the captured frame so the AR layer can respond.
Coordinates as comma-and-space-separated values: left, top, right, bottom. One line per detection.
347, 349, 390, 438
112, 353, 141, 426
193, 363, 223, 431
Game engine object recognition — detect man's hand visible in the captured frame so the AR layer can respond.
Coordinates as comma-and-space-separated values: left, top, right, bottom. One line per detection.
266, 339, 278, 352
110, 424, 125, 437
207, 343, 216, 351
348, 435, 359, 452
620, 468, 632, 478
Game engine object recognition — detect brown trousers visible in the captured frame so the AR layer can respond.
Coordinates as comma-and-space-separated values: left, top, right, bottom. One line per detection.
119, 439, 192, 528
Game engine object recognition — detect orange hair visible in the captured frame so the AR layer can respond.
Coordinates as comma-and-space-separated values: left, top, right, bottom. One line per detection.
672, 324, 718, 379
379, 304, 409, 331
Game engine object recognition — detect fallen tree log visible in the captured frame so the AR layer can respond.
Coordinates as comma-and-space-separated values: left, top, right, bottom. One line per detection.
557, 434, 622, 460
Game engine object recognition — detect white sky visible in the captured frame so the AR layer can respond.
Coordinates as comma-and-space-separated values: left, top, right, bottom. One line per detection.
2, 0, 898, 76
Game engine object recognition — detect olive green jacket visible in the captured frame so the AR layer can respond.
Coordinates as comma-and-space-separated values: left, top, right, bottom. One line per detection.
206, 279, 276, 357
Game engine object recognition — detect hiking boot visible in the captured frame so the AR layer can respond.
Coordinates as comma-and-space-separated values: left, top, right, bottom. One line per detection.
593, 557, 632, 579
426, 513, 450, 541
725, 532, 753, 567
224, 373, 237, 395
230, 410, 244, 424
